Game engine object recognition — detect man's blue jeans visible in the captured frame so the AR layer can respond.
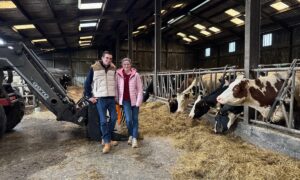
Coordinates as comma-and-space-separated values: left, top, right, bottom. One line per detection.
96, 97, 117, 144
123, 100, 139, 138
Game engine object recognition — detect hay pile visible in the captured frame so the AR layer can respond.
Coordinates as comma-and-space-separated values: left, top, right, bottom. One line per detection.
139, 102, 300, 179
67, 86, 84, 102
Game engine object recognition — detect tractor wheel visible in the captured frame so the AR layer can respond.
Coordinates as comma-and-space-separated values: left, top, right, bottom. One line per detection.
4, 98, 25, 132
0, 106, 7, 137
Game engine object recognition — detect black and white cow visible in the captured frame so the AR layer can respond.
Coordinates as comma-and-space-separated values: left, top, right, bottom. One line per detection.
217, 73, 300, 124
143, 80, 153, 102
187, 76, 243, 133
59, 74, 71, 90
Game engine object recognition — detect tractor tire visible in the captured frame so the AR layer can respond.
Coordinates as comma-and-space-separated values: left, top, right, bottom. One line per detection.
4, 98, 25, 132
0, 106, 7, 137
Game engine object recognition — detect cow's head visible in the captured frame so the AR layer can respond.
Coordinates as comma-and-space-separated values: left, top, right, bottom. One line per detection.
217, 76, 249, 106
176, 92, 190, 113
168, 94, 178, 113
214, 112, 237, 133
189, 96, 210, 119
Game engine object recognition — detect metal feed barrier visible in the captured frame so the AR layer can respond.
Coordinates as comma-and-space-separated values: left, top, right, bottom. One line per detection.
141, 65, 242, 101
140, 60, 300, 136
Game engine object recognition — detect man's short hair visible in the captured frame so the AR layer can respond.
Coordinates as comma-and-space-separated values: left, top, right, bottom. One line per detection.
102, 51, 112, 57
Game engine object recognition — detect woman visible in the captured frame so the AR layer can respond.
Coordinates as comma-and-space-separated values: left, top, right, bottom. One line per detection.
116, 58, 143, 148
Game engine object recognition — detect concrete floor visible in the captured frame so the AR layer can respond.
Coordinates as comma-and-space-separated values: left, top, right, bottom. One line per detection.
0, 111, 180, 180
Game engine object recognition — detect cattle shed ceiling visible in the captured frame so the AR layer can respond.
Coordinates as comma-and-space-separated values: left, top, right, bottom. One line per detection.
0, 0, 300, 51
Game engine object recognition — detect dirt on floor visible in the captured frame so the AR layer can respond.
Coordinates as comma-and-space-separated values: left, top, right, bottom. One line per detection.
2, 86, 300, 179
139, 101, 300, 180
0, 110, 180, 180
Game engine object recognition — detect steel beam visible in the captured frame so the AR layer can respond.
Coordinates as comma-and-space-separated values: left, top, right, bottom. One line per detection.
244, 0, 261, 123
154, 0, 162, 97
128, 17, 133, 59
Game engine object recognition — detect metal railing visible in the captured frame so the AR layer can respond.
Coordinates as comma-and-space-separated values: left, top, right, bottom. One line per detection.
140, 60, 300, 136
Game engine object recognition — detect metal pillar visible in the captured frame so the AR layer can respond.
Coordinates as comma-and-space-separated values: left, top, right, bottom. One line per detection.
289, 29, 294, 62
154, 0, 161, 97
115, 34, 120, 66
244, 0, 261, 122
128, 17, 133, 59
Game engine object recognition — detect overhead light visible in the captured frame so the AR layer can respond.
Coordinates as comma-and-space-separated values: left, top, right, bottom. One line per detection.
177, 32, 186, 38
80, 36, 93, 40
167, 15, 185, 24
190, 0, 210, 12
161, 9, 166, 14
225, 9, 240, 17
183, 37, 192, 42
137, 25, 147, 30
161, 26, 166, 30
230, 18, 244, 25
173, 3, 184, 8
8, 46, 14, 50
0, 38, 5, 45
78, 0, 103, 10
79, 40, 91, 44
200, 30, 211, 36
132, 30, 139, 35
80, 43, 91, 46
209, 26, 221, 33
151, 22, 155, 25
79, 22, 97, 31
80, 19, 98, 22
270, 2, 289, 11
0, 1, 16, 9
41, 48, 55, 52
31, 39, 48, 44
13, 24, 35, 30
79, 22, 97, 28
194, 24, 206, 30
189, 35, 198, 40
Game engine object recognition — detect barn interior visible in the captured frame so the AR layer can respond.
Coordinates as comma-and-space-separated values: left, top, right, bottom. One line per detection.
1, 0, 300, 179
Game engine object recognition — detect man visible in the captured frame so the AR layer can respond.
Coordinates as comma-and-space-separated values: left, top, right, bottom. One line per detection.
84, 51, 118, 154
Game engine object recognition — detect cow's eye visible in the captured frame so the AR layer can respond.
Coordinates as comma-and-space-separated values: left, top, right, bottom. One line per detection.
233, 86, 240, 92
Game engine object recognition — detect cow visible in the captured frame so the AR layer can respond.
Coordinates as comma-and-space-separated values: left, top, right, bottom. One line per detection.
188, 78, 230, 119
168, 94, 178, 113
143, 80, 153, 102
214, 105, 243, 133
186, 75, 243, 133
217, 73, 300, 125
59, 74, 71, 90
172, 73, 235, 113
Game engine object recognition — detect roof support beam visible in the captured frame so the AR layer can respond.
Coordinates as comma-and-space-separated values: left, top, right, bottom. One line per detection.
46, 0, 69, 48
233, 0, 291, 32
11, 0, 56, 47
0, 14, 128, 27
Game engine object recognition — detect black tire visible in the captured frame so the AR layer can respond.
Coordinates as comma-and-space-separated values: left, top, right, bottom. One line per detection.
86, 103, 102, 141
0, 106, 7, 137
4, 98, 25, 132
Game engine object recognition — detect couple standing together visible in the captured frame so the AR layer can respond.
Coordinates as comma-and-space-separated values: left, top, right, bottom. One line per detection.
84, 51, 143, 154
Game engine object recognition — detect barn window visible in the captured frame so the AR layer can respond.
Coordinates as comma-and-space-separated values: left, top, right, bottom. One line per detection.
228, 41, 236, 53
205, 48, 211, 57
262, 33, 272, 47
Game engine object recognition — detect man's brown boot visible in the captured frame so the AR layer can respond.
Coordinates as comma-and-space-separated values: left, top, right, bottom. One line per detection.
110, 140, 118, 146
102, 144, 111, 154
